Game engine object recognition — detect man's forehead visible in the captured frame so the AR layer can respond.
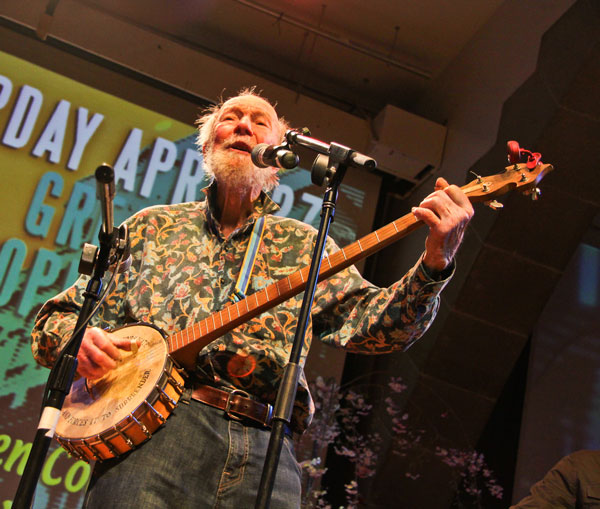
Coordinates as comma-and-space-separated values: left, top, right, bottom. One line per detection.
220, 95, 278, 120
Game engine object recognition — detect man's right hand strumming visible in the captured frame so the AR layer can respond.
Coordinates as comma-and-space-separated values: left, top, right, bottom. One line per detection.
77, 327, 139, 379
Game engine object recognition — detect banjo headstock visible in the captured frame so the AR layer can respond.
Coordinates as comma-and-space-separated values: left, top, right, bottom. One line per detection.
462, 142, 553, 208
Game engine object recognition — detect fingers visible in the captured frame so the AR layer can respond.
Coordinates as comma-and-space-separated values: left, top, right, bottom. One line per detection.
111, 335, 141, 352
411, 205, 441, 229
444, 183, 474, 213
434, 177, 449, 191
414, 180, 473, 226
76, 328, 136, 380
413, 178, 474, 272
412, 188, 456, 228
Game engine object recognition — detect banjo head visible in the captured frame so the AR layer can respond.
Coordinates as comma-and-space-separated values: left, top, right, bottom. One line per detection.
56, 323, 171, 440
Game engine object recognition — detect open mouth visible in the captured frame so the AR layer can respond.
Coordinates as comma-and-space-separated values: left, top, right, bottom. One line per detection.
227, 141, 252, 154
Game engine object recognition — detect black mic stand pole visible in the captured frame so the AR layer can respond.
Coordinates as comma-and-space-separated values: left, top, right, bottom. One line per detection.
13, 168, 120, 509
255, 134, 376, 509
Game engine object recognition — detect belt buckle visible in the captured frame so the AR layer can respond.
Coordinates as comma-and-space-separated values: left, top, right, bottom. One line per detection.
224, 389, 250, 421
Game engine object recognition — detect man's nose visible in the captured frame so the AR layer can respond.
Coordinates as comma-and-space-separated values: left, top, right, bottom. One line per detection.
234, 115, 253, 135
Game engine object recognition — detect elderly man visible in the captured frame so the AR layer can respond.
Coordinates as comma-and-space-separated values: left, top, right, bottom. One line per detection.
31, 90, 473, 508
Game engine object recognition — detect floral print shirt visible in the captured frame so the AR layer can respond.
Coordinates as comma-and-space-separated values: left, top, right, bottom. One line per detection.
31, 186, 451, 431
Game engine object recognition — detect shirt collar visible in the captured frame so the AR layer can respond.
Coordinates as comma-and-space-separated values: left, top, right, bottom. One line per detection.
201, 182, 280, 237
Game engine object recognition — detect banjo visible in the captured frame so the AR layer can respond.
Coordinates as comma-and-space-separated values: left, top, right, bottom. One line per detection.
55, 159, 553, 461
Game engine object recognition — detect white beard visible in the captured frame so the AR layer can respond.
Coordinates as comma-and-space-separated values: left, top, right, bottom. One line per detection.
204, 142, 279, 194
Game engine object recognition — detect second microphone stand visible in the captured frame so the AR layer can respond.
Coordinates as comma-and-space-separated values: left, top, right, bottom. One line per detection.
13, 227, 124, 508
13, 164, 127, 508
255, 132, 376, 508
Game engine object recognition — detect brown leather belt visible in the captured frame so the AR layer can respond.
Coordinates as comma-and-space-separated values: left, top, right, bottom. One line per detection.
191, 384, 274, 429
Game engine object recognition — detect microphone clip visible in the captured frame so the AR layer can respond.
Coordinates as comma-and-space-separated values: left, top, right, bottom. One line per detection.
109, 224, 131, 273
284, 128, 377, 188
78, 224, 130, 276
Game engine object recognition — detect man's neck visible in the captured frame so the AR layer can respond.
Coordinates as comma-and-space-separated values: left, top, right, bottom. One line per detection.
215, 182, 262, 237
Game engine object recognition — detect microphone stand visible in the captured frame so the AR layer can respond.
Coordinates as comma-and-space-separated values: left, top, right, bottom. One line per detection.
255, 131, 376, 509
13, 167, 124, 509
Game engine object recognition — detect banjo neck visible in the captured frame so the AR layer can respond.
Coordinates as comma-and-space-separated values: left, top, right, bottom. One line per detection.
167, 211, 421, 371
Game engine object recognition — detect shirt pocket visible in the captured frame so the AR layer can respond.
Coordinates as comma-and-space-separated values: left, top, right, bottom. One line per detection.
585, 483, 600, 507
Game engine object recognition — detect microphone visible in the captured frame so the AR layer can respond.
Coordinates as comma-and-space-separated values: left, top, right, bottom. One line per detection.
251, 144, 299, 169
95, 164, 115, 237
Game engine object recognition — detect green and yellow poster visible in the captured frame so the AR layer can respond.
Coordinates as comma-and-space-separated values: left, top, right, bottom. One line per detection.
0, 45, 376, 507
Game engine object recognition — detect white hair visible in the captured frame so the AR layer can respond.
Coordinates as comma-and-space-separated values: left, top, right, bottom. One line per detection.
196, 88, 289, 171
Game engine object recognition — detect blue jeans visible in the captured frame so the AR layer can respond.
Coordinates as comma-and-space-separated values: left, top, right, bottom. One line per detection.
83, 397, 302, 508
